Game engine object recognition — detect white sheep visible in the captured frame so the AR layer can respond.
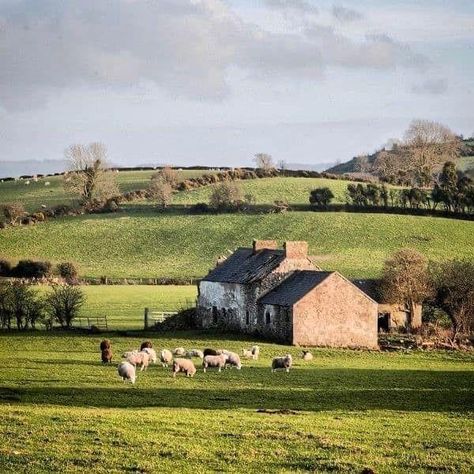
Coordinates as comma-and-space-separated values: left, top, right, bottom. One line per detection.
251, 345, 260, 360
242, 349, 253, 359
173, 347, 186, 356
45, 181, 50, 186
125, 351, 150, 371
142, 347, 157, 364
302, 350, 313, 361
160, 349, 173, 367
271, 354, 293, 373
186, 349, 204, 359
202, 354, 228, 373
172, 358, 196, 377
25, 180, 30, 185
225, 351, 242, 370
118, 362, 136, 384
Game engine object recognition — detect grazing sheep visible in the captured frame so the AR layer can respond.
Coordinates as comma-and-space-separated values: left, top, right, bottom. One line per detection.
172, 358, 196, 378
173, 347, 186, 356
140, 340, 153, 350
122, 350, 138, 359
118, 362, 136, 384
271, 354, 293, 373
203, 348, 218, 357
45, 181, 50, 186
186, 349, 204, 359
202, 354, 228, 373
160, 349, 173, 367
101, 348, 113, 364
242, 349, 253, 359
100, 339, 111, 351
251, 345, 260, 360
302, 350, 313, 361
225, 351, 242, 370
142, 347, 157, 364
126, 351, 150, 371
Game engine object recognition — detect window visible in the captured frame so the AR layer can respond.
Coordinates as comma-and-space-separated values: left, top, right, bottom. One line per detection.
212, 306, 218, 324
246, 311, 250, 325
265, 310, 271, 325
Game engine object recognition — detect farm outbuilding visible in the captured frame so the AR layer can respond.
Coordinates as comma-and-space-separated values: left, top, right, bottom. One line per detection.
197, 240, 379, 349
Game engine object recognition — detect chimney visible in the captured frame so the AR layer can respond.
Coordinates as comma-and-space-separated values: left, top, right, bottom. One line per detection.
284, 241, 308, 259
253, 239, 278, 253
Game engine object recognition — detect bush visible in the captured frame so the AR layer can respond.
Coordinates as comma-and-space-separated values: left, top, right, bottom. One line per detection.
209, 181, 243, 211
309, 187, 334, 207
13, 260, 52, 279
57, 262, 79, 282
0, 260, 12, 276
45, 284, 85, 328
153, 307, 196, 331
2, 202, 25, 225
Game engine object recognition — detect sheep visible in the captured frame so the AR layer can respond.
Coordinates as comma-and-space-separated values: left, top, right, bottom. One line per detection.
101, 348, 113, 364
271, 354, 293, 373
173, 347, 186, 356
203, 348, 218, 357
242, 349, 253, 359
186, 349, 204, 359
45, 181, 50, 186
140, 340, 153, 350
118, 362, 136, 384
302, 350, 313, 361
125, 351, 150, 371
172, 358, 196, 378
202, 354, 228, 373
160, 349, 173, 367
225, 351, 242, 370
100, 339, 111, 351
251, 345, 260, 360
142, 347, 157, 364
122, 350, 138, 360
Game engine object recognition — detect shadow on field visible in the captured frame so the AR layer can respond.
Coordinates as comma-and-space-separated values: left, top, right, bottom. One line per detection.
1, 368, 473, 413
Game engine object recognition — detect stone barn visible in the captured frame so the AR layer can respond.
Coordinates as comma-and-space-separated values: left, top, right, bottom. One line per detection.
197, 240, 379, 349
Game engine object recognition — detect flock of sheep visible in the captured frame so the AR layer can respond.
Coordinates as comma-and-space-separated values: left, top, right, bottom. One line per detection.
99, 339, 313, 385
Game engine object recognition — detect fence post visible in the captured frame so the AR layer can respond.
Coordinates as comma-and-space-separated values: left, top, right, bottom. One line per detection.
144, 308, 149, 330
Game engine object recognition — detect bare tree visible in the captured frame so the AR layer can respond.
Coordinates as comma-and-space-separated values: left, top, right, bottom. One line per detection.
277, 159, 287, 171
1, 202, 25, 225
63, 143, 119, 205
152, 166, 179, 187
381, 249, 433, 331
45, 284, 85, 328
254, 153, 274, 170
209, 181, 243, 210
149, 176, 173, 209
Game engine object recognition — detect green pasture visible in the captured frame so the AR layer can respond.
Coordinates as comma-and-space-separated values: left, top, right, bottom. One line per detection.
0, 332, 472, 473
1, 210, 473, 279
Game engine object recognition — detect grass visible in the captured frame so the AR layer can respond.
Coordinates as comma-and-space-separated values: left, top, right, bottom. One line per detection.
0, 331, 472, 473
0, 169, 215, 212
1, 210, 473, 279
37, 285, 197, 330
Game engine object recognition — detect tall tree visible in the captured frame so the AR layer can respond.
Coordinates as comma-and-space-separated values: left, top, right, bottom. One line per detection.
381, 249, 433, 331
63, 143, 119, 205
254, 153, 274, 170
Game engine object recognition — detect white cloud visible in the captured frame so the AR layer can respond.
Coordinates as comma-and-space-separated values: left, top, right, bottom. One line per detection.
332, 5, 363, 23
411, 78, 448, 95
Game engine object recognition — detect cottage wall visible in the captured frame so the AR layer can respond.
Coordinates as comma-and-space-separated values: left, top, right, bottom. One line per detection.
292, 273, 378, 348
256, 304, 293, 343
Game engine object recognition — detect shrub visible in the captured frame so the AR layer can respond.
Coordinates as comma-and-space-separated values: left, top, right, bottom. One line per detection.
272, 200, 290, 213
0, 260, 12, 276
2, 202, 25, 225
154, 307, 196, 331
45, 284, 85, 328
57, 262, 79, 282
209, 181, 243, 211
309, 187, 334, 207
13, 260, 52, 279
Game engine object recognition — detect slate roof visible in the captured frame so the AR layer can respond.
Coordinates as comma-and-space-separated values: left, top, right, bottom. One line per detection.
259, 270, 334, 306
351, 279, 383, 303
202, 248, 286, 284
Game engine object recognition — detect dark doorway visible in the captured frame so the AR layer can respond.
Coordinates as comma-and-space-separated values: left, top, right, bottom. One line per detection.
378, 312, 390, 332
212, 306, 218, 324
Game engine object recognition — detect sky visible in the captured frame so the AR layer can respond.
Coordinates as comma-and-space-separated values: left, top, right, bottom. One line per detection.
0, 0, 473, 168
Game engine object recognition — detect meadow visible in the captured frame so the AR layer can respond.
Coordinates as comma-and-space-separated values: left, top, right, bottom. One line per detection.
1, 210, 473, 279
0, 331, 472, 473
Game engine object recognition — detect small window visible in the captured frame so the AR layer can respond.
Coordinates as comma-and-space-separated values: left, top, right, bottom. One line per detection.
246, 311, 250, 325
265, 310, 271, 325
212, 306, 218, 324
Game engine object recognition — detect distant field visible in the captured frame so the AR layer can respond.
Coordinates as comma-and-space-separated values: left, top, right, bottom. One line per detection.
37, 285, 197, 330
1, 210, 472, 279
0, 332, 472, 473
0, 169, 215, 212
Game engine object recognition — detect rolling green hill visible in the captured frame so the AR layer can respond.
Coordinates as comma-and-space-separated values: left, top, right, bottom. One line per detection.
1, 209, 472, 279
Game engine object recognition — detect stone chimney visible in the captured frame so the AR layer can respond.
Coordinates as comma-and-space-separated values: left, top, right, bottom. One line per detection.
284, 241, 308, 259
253, 239, 278, 253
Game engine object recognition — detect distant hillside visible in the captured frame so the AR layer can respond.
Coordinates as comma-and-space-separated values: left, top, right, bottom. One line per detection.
0, 160, 70, 178
325, 138, 474, 176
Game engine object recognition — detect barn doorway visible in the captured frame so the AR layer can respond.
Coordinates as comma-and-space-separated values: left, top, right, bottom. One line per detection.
378, 312, 390, 332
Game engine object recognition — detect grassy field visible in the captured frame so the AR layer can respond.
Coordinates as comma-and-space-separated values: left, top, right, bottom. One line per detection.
0, 331, 472, 473
0, 169, 215, 212
36, 285, 197, 330
1, 210, 473, 279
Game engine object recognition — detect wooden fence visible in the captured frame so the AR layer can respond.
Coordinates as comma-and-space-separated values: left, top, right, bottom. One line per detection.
143, 308, 177, 329
73, 316, 108, 331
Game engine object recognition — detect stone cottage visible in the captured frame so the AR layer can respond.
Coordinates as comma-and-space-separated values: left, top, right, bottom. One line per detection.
197, 240, 378, 348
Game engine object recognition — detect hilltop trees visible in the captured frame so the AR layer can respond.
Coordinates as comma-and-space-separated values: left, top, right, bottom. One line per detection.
63, 143, 119, 205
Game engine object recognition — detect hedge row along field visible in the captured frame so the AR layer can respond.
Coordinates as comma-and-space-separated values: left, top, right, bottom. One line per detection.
0, 332, 472, 473
1, 210, 472, 279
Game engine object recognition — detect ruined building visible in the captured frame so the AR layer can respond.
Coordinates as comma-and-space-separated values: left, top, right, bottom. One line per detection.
197, 240, 378, 349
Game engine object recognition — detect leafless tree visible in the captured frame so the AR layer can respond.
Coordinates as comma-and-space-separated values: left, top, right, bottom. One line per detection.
381, 248, 433, 331
2, 202, 25, 225
254, 153, 274, 170
149, 176, 173, 209
152, 166, 179, 188
63, 143, 119, 205
277, 159, 287, 171
209, 181, 243, 210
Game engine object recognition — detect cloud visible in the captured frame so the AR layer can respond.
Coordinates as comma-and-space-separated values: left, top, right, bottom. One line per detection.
0, 0, 426, 111
332, 5, 363, 22
263, 0, 318, 15
411, 78, 448, 95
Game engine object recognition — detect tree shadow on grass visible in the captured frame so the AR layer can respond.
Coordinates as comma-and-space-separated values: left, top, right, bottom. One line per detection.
1, 368, 473, 413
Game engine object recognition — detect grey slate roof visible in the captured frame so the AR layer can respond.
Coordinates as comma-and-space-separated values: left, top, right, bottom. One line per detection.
202, 248, 286, 284
259, 270, 334, 306
351, 279, 382, 303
